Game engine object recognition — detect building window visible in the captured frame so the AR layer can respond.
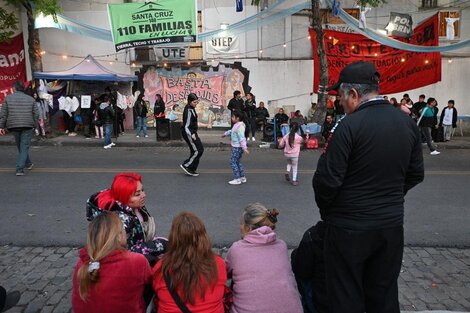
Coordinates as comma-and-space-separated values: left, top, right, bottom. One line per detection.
188, 11, 203, 61
439, 11, 460, 39
421, 0, 438, 8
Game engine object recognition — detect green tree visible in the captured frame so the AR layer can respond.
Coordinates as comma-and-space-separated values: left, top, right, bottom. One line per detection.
3, 0, 61, 72
0, 6, 18, 42
252, 0, 385, 125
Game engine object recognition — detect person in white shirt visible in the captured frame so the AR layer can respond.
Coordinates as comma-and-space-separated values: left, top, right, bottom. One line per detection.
439, 100, 458, 142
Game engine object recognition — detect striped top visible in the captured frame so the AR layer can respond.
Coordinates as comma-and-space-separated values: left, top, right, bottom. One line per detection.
0, 91, 38, 130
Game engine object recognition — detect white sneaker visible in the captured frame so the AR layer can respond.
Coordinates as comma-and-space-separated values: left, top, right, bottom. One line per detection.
252, 137, 256, 141
144, 135, 149, 138
228, 178, 242, 185
247, 137, 250, 141
240, 177, 247, 183
136, 135, 140, 138
104, 144, 112, 149
110, 142, 116, 146
430, 150, 440, 155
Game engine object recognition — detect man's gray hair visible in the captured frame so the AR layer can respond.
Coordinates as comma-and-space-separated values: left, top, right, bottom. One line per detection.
339, 83, 378, 99
13, 81, 24, 92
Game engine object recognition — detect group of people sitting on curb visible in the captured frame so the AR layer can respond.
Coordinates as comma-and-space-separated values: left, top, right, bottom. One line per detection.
72, 172, 316, 313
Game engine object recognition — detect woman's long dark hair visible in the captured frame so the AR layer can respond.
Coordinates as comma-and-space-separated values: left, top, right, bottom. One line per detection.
288, 122, 299, 148
156, 212, 218, 305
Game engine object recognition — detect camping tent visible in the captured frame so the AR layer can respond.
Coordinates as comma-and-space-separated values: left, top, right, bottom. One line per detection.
33, 55, 137, 82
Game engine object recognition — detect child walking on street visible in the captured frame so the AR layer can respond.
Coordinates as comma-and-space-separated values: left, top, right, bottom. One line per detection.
223, 110, 249, 185
278, 122, 306, 186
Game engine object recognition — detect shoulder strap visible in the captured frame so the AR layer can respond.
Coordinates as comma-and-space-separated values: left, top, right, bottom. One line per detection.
163, 271, 192, 313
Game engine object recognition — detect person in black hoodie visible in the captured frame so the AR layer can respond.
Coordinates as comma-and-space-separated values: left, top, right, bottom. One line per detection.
99, 95, 115, 149
244, 92, 257, 141
180, 93, 203, 176
313, 61, 424, 313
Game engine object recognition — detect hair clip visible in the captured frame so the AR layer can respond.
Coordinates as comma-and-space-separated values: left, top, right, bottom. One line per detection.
88, 261, 100, 273
266, 209, 278, 224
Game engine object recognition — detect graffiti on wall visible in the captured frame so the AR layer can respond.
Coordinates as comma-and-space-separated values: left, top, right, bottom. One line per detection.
141, 64, 249, 128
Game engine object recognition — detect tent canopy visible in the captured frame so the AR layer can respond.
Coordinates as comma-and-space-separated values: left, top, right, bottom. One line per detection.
33, 55, 137, 82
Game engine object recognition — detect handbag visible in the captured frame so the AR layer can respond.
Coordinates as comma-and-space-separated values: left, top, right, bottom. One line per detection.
163, 271, 192, 313
74, 114, 82, 123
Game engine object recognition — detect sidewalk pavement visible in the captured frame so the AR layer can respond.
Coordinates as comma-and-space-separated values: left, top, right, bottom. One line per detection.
0, 245, 469, 313
0, 129, 469, 149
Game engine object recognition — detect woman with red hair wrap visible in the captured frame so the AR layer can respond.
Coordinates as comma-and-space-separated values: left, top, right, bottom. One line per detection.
86, 173, 167, 266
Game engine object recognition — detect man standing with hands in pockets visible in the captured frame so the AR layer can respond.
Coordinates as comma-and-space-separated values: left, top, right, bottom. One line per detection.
313, 61, 424, 313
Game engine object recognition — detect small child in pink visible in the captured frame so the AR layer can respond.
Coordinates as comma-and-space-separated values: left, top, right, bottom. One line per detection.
278, 122, 306, 186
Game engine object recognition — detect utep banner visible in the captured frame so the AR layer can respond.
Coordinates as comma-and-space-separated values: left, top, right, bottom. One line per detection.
310, 14, 441, 94
108, 1, 197, 52
0, 33, 27, 105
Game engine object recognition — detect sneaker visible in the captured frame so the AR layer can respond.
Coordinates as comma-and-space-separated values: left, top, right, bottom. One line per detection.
104, 144, 112, 149
16, 171, 25, 176
68, 132, 77, 136
247, 137, 251, 141
190, 170, 199, 177
285, 173, 291, 182
430, 150, 441, 155
252, 137, 256, 141
228, 178, 242, 185
25, 163, 34, 170
240, 177, 247, 183
136, 135, 140, 138
144, 135, 149, 138
292, 181, 299, 186
2, 290, 21, 311
95, 136, 100, 139
110, 142, 116, 146
180, 164, 191, 176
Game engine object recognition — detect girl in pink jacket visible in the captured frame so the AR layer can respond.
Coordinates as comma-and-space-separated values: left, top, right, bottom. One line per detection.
278, 122, 306, 186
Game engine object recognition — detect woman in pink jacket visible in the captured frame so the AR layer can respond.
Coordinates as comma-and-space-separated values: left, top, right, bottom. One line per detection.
278, 122, 306, 186
226, 203, 303, 313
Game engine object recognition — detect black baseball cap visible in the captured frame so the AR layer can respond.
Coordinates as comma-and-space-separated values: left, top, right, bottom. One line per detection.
327, 61, 380, 91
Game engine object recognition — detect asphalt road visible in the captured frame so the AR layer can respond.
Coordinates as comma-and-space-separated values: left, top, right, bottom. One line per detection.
0, 145, 469, 248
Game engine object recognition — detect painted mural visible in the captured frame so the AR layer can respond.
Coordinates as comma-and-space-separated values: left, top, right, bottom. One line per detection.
141, 64, 249, 128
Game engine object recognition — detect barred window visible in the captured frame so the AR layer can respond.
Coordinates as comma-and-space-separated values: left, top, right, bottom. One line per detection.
422, 0, 438, 8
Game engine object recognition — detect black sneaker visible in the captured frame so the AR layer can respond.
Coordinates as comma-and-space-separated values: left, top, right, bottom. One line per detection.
180, 164, 191, 176
25, 163, 34, 170
190, 170, 199, 177
16, 171, 25, 176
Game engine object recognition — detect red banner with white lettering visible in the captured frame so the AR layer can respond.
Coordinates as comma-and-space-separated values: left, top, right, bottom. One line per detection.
310, 14, 441, 94
0, 33, 27, 104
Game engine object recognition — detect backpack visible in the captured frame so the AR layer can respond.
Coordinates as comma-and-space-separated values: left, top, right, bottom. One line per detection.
306, 136, 319, 149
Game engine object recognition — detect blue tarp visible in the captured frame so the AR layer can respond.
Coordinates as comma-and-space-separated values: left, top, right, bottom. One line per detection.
33, 55, 137, 82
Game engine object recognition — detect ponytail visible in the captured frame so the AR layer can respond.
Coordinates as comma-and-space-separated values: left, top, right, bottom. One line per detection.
288, 122, 299, 148
77, 213, 125, 300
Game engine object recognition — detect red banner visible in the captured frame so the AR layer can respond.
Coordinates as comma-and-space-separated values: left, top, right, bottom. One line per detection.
310, 14, 441, 94
0, 33, 27, 104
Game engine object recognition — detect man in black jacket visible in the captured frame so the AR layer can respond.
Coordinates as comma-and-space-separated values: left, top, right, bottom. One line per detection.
312, 61, 424, 313
180, 93, 203, 177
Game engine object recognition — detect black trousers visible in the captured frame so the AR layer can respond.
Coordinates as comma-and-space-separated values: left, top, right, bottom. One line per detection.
324, 224, 403, 313
181, 132, 204, 171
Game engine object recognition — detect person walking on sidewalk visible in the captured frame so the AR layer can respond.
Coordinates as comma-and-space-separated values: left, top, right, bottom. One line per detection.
417, 97, 440, 155
222, 110, 249, 185
180, 93, 204, 177
312, 61, 424, 313
278, 122, 306, 186
0, 81, 38, 176
134, 94, 148, 138
99, 95, 115, 149
439, 99, 458, 142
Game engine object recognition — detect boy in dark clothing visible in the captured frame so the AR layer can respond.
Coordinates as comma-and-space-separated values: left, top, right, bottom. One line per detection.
322, 114, 335, 140
180, 93, 203, 177
291, 221, 327, 313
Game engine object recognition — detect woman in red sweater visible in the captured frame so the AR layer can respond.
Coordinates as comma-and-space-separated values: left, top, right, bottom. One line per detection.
152, 212, 227, 313
72, 213, 152, 313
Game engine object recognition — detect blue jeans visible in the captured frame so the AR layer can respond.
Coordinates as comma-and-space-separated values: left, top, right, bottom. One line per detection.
281, 124, 290, 137
136, 116, 147, 136
230, 147, 245, 179
12, 129, 33, 173
104, 123, 113, 146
